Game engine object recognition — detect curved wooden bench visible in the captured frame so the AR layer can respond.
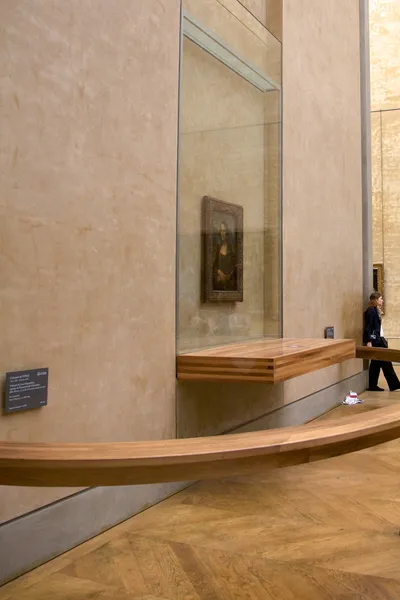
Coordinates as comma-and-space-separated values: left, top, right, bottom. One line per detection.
1, 405, 400, 487
356, 346, 400, 362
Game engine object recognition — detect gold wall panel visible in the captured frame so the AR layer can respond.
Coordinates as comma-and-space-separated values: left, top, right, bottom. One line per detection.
381, 111, 400, 336
371, 112, 384, 264
370, 0, 400, 337
370, 0, 400, 111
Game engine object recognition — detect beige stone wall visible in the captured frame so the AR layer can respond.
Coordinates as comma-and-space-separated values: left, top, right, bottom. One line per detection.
370, 0, 400, 337
281, 0, 363, 404
0, 0, 180, 523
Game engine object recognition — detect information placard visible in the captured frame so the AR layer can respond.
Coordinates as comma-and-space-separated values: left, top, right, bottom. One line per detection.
4, 369, 48, 414
324, 327, 335, 339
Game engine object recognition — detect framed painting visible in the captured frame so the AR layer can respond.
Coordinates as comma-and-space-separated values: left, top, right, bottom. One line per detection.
202, 196, 243, 302
373, 263, 384, 312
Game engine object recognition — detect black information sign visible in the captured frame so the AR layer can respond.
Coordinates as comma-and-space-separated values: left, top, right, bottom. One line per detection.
4, 368, 49, 414
324, 326, 335, 339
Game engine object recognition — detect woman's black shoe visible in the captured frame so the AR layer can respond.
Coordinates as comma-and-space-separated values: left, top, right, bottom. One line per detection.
367, 386, 385, 391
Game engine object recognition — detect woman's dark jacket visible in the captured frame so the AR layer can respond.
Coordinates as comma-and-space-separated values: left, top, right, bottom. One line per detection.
363, 306, 387, 347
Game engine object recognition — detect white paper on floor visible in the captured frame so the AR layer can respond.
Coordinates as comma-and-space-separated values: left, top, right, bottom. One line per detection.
342, 391, 363, 405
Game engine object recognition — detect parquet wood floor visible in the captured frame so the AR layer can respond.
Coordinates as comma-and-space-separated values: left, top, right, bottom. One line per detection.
2, 390, 400, 599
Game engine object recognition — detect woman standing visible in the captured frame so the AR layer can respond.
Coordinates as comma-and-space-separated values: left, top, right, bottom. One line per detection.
363, 291, 400, 391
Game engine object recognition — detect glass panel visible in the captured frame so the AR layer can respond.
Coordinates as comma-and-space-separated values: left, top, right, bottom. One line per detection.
183, 0, 281, 86
177, 3, 281, 353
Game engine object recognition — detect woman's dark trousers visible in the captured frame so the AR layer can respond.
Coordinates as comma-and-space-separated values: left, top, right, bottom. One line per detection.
369, 360, 400, 391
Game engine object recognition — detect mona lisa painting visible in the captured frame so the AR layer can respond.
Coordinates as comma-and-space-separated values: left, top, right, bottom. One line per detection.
202, 196, 243, 302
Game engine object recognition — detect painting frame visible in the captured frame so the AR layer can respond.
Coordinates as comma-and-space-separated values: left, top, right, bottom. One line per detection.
202, 196, 243, 303
373, 262, 384, 313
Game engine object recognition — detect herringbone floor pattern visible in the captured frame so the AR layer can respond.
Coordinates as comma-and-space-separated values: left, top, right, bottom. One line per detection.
2, 392, 400, 599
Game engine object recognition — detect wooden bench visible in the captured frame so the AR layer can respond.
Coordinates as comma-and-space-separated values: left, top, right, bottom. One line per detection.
177, 338, 355, 383
1, 404, 400, 488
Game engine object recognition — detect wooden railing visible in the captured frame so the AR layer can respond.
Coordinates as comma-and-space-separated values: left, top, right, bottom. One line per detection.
1, 405, 400, 488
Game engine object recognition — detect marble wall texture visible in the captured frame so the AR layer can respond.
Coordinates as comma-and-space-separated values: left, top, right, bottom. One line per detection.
0, 0, 181, 523
281, 0, 363, 405
370, 0, 400, 337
